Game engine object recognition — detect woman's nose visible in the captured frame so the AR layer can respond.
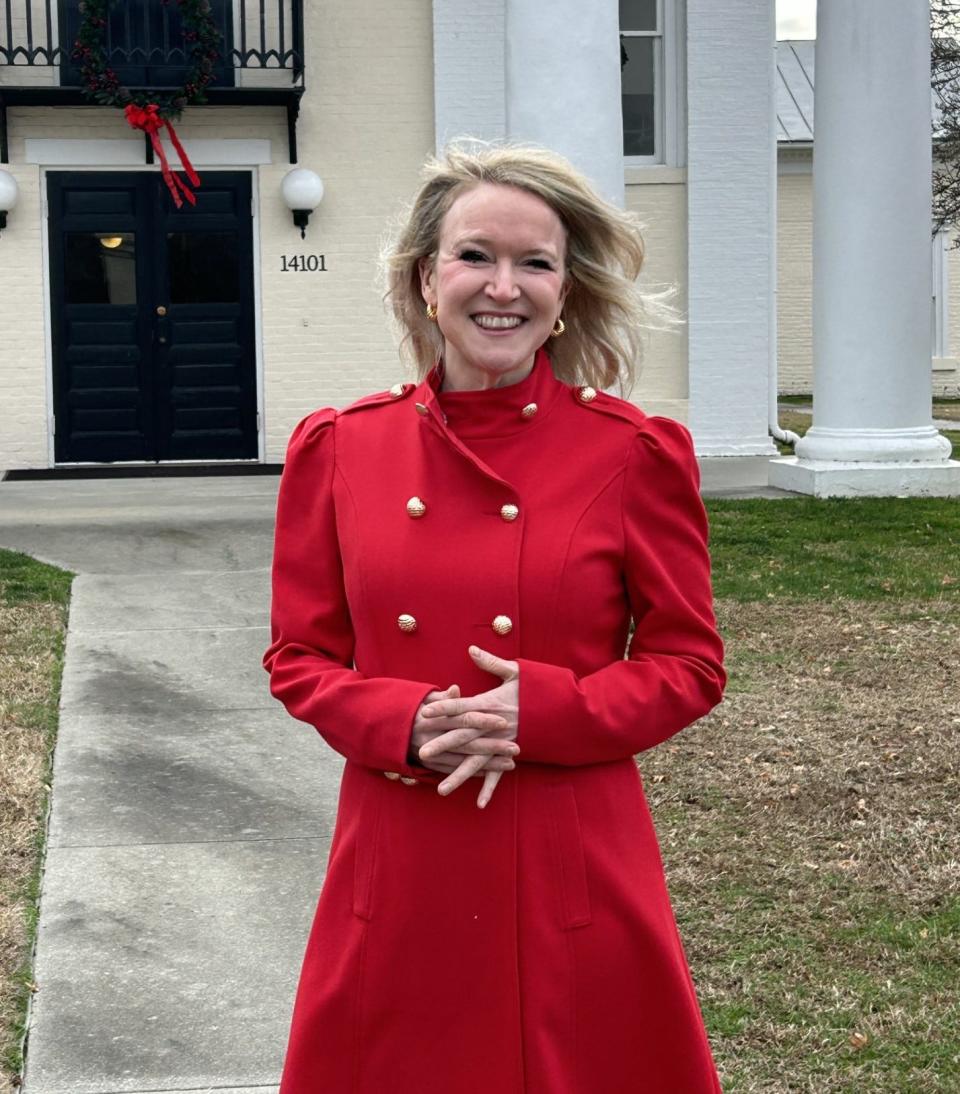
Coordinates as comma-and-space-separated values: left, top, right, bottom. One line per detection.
485, 261, 520, 301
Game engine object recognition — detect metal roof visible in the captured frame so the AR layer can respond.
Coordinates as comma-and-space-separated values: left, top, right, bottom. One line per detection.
776, 40, 815, 144
776, 38, 947, 145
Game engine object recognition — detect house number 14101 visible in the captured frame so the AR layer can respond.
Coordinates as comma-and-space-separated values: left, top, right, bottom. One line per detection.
281, 254, 328, 272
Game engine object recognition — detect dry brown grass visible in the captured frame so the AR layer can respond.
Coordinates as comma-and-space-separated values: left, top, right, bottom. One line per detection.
0, 600, 66, 1086
644, 598, 960, 1092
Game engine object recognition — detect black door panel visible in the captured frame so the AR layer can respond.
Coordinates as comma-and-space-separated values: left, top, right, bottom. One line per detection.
49, 171, 257, 463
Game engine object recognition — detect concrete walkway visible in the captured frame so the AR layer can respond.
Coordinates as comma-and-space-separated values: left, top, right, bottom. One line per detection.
0, 467, 790, 1093
0, 476, 336, 1094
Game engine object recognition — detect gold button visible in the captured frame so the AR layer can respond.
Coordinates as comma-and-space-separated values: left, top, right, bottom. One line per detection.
578, 386, 597, 403
414, 402, 429, 416
400, 776, 418, 786
406, 496, 427, 518
383, 771, 401, 780
492, 614, 513, 635
398, 613, 418, 633
521, 402, 538, 418
389, 382, 405, 398
500, 504, 519, 522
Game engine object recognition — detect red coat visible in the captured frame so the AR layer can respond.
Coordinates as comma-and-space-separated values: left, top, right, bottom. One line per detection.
264, 347, 726, 1093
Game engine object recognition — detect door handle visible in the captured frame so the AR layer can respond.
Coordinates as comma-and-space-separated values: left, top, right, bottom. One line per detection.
155, 305, 169, 344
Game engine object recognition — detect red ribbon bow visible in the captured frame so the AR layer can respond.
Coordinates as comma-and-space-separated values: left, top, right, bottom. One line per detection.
124, 103, 201, 208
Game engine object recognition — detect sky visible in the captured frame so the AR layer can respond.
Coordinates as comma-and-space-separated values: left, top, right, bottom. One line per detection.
777, 0, 816, 40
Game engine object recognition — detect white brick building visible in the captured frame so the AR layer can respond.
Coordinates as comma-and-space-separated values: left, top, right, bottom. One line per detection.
0, 1, 955, 493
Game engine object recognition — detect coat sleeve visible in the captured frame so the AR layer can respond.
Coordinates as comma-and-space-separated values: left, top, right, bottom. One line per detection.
514, 416, 725, 766
263, 409, 441, 775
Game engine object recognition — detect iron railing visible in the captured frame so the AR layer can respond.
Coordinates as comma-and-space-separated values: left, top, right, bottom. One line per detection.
0, 0, 304, 86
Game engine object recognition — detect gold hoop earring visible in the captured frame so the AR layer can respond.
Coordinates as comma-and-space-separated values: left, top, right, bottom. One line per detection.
550, 317, 566, 338
425, 303, 438, 321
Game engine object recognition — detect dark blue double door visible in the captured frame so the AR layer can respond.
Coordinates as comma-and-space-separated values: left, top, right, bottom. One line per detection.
49, 171, 257, 463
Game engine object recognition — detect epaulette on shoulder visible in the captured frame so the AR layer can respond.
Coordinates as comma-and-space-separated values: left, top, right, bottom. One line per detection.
338, 381, 416, 417
569, 385, 648, 427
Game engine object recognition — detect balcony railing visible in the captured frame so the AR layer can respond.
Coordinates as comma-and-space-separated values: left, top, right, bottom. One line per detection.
0, 0, 305, 159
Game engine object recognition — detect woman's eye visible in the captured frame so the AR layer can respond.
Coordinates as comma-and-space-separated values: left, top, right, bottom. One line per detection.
527, 258, 553, 270
460, 250, 488, 263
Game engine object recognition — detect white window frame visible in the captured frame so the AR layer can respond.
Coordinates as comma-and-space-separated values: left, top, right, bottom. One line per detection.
621, 0, 686, 168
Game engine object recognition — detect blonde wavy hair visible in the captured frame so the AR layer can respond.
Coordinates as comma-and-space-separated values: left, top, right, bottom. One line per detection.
383, 141, 683, 395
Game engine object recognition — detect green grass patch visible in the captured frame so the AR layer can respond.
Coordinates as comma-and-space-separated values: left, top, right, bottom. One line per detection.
698, 892, 960, 1090
0, 548, 72, 1084
706, 496, 960, 601
0, 549, 73, 608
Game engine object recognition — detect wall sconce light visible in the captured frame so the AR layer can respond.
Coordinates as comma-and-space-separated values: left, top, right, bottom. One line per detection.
0, 170, 19, 235
281, 168, 324, 239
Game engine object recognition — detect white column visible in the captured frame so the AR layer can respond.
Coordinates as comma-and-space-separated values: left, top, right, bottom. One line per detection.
769, 0, 960, 496
504, 0, 624, 208
685, 0, 778, 458
432, 0, 506, 152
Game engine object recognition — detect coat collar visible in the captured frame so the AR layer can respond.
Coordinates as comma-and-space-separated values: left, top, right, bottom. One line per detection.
415, 346, 565, 441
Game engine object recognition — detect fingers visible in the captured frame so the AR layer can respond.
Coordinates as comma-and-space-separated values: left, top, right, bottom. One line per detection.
438, 753, 488, 795
425, 682, 460, 704
422, 753, 515, 774
468, 645, 520, 681
421, 697, 502, 721
477, 769, 502, 809
420, 734, 518, 760
424, 711, 510, 734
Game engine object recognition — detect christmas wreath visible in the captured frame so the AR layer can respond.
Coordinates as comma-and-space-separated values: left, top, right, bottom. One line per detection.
71, 0, 223, 206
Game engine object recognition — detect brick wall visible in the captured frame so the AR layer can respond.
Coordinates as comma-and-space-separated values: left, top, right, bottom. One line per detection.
625, 168, 689, 422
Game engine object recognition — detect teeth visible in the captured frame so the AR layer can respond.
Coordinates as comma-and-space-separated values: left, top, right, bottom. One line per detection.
473, 315, 524, 329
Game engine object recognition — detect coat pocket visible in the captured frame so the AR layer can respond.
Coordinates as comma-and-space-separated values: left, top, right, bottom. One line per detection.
548, 782, 592, 929
352, 779, 382, 921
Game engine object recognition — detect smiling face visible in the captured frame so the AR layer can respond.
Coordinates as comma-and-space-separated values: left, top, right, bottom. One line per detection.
419, 182, 569, 390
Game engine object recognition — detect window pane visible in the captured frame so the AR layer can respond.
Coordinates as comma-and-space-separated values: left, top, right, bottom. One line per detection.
621, 36, 656, 156
167, 232, 240, 304
619, 0, 658, 32
64, 232, 137, 304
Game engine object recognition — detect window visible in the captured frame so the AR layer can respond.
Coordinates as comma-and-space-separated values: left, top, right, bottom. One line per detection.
620, 0, 683, 165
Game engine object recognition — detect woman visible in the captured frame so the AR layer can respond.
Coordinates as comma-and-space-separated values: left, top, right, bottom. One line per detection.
264, 143, 726, 1093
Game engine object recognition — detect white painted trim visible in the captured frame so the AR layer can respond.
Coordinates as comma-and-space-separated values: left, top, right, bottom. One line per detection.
624, 165, 686, 185
932, 228, 949, 359
40, 171, 55, 469
26, 140, 144, 166
25, 138, 273, 167
622, 0, 685, 168
160, 138, 273, 167
666, 0, 686, 167
250, 170, 266, 463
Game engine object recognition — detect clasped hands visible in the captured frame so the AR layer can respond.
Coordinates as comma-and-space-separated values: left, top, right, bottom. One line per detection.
410, 645, 519, 809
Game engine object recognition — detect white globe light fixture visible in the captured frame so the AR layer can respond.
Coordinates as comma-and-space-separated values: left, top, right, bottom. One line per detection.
281, 168, 324, 239
0, 170, 19, 235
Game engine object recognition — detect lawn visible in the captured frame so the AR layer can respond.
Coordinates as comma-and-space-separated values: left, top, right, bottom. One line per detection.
0, 550, 72, 1084
1, 491, 958, 1091
645, 497, 960, 1091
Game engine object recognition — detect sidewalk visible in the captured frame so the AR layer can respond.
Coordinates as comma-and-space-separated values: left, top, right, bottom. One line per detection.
0, 467, 784, 1093
0, 476, 324, 1094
